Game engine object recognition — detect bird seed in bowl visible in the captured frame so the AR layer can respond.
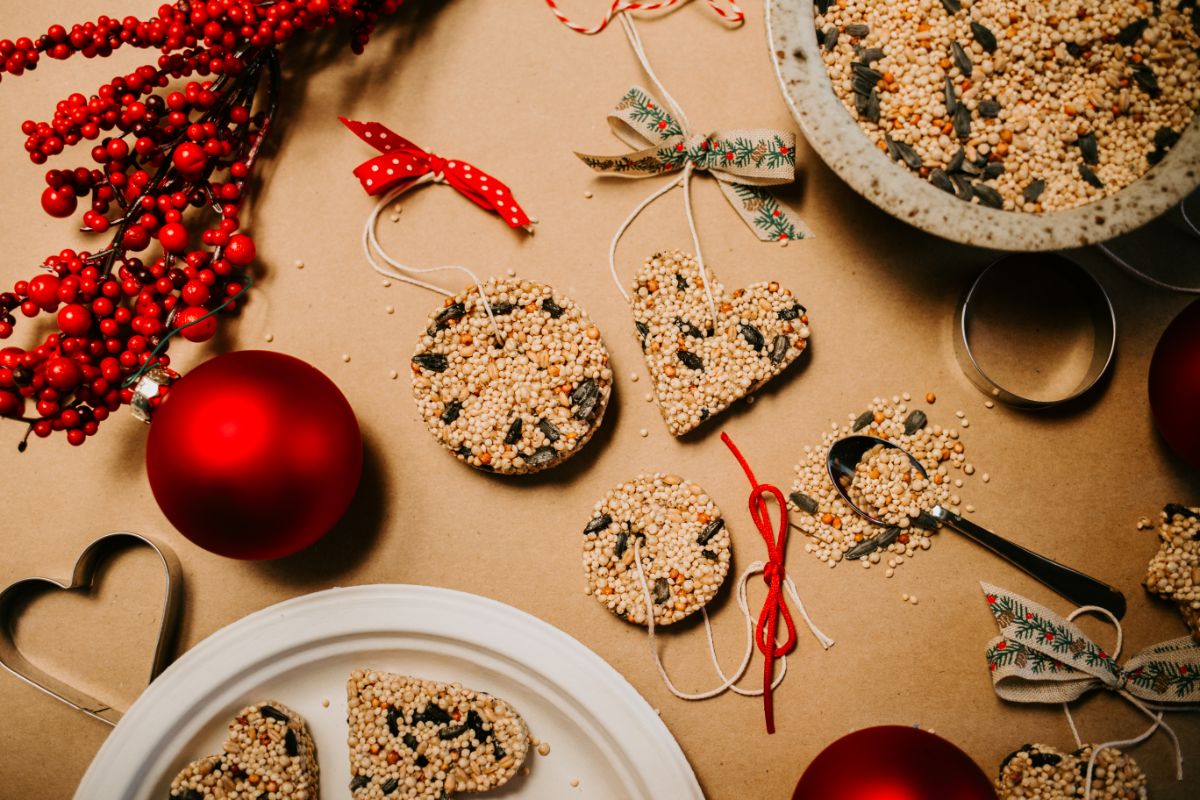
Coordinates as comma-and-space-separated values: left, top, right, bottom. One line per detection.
814, 0, 1200, 212
410, 278, 612, 475
582, 474, 731, 626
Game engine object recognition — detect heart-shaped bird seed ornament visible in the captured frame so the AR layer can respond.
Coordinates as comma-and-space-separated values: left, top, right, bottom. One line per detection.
0, 531, 182, 726
632, 249, 810, 435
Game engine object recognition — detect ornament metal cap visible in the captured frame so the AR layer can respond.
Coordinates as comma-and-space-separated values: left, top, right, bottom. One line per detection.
130, 367, 179, 423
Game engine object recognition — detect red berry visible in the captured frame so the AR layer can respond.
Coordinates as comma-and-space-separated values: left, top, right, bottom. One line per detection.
224, 233, 255, 266
181, 279, 210, 306
27, 274, 61, 310
57, 303, 92, 336
172, 141, 208, 178
0, 389, 23, 417
44, 356, 82, 390
159, 221, 188, 253
175, 306, 216, 342
41, 185, 77, 217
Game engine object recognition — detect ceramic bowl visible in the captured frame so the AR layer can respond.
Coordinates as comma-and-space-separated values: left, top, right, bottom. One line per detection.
766, 0, 1200, 251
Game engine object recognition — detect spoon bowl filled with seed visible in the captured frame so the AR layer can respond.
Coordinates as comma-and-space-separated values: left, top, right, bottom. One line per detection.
827, 434, 1128, 616
768, 0, 1200, 250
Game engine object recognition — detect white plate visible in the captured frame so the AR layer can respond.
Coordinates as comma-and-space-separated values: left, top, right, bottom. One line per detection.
76, 585, 702, 800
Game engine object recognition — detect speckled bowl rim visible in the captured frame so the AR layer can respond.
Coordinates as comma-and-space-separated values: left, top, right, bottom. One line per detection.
766, 0, 1200, 252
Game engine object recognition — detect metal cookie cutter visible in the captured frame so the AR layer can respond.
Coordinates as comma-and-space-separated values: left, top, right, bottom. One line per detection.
0, 532, 182, 725
954, 253, 1116, 409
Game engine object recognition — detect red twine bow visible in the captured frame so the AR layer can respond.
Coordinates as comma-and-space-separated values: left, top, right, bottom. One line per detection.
722, 432, 797, 734
340, 117, 531, 228
544, 0, 744, 35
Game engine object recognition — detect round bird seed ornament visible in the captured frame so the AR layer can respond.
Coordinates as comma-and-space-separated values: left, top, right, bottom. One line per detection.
344, 119, 613, 474
547, 1, 813, 436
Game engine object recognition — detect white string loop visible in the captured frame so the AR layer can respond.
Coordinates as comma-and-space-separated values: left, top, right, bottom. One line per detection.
630, 539, 832, 702
361, 175, 505, 344
1059, 605, 1185, 798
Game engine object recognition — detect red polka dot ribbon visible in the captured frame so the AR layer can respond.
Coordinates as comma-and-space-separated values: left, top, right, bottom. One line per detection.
340, 117, 531, 229
722, 432, 798, 734
544, 0, 743, 34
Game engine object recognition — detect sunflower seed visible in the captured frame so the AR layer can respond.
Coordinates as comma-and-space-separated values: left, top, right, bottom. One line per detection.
1117, 18, 1148, 45
852, 74, 878, 97
778, 303, 806, 320
903, 410, 928, 435
413, 704, 451, 724
770, 334, 790, 363
701, 548, 718, 560
538, 418, 562, 442
1022, 179, 1046, 203
675, 272, 688, 290
1132, 64, 1160, 96
823, 26, 839, 51
1154, 127, 1180, 150
678, 350, 704, 371
350, 775, 370, 791
845, 533, 890, 560
259, 705, 289, 722
953, 104, 972, 138
816, 0, 832, 13
412, 353, 448, 372
675, 317, 704, 338
970, 21, 997, 52
1077, 132, 1099, 165
982, 162, 1005, 180
947, 147, 966, 174
739, 322, 765, 351
614, 531, 629, 558
887, 136, 922, 169
943, 76, 959, 114
439, 723, 468, 740
951, 41, 973, 76
504, 417, 522, 445
1165, 503, 1200, 520
387, 708, 402, 736
571, 379, 602, 420
951, 172, 975, 200
489, 301, 515, 315
526, 446, 557, 468
859, 47, 885, 65
852, 410, 874, 431
973, 183, 1004, 208
846, 23, 870, 37
851, 62, 883, 84
697, 518, 726, 545
434, 302, 467, 326
978, 99, 1000, 118
1079, 163, 1104, 188
940, 0, 961, 13
441, 400, 462, 425
929, 168, 955, 193
381, 778, 400, 794
285, 729, 298, 757
789, 491, 819, 513
653, 578, 671, 604
584, 514, 612, 534
876, 526, 904, 548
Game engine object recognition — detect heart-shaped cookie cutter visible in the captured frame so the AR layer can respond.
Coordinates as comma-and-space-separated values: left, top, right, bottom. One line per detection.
0, 531, 182, 726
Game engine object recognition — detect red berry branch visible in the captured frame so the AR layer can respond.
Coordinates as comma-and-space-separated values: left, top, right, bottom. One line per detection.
0, 0, 406, 448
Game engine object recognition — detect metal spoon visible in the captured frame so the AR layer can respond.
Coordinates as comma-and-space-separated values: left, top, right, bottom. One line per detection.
827, 435, 1126, 618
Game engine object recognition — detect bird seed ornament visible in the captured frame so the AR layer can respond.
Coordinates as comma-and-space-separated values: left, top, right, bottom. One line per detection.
344, 119, 613, 474
547, 0, 812, 436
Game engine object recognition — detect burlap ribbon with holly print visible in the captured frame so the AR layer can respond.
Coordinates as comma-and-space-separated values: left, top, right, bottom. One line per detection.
982, 582, 1200, 704
576, 86, 807, 242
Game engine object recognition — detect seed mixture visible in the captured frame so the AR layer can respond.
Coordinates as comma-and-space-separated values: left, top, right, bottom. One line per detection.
631, 250, 810, 436
1144, 503, 1200, 640
346, 671, 529, 800
582, 474, 732, 625
814, 0, 1200, 211
410, 278, 612, 475
995, 742, 1148, 799
790, 394, 978, 571
168, 701, 318, 800
846, 442, 948, 527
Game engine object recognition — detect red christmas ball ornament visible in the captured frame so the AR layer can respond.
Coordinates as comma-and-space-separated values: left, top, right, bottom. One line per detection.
793, 726, 996, 800
1150, 299, 1200, 467
145, 350, 362, 560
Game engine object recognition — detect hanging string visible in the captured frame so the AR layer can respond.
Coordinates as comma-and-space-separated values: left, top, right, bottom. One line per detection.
604, 12, 720, 323
1059, 605, 1184, 798
544, 0, 744, 36
362, 175, 505, 345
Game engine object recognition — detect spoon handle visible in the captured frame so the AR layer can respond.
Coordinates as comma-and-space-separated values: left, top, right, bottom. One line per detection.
933, 507, 1127, 619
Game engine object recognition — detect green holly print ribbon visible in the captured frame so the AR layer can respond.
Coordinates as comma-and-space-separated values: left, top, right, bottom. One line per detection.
576, 86, 809, 242
982, 582, 1200, 703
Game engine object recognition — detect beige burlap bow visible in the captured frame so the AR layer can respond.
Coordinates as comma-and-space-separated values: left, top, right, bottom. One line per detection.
577, 85, 807, 242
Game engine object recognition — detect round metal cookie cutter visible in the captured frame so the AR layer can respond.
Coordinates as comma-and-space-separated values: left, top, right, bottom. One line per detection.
953, 253, 1116, 409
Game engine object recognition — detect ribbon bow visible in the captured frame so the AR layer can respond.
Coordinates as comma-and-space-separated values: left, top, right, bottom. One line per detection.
723, 432, 799, 733
577, 86, 806, 242
544, 0, 744, 35
982, 582, 1200, 704
340, 117, 531, 229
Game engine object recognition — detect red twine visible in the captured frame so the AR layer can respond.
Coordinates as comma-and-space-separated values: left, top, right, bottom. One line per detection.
544, 0, 744, 35
340, 117, 531, 228
721, 432, 797, 734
